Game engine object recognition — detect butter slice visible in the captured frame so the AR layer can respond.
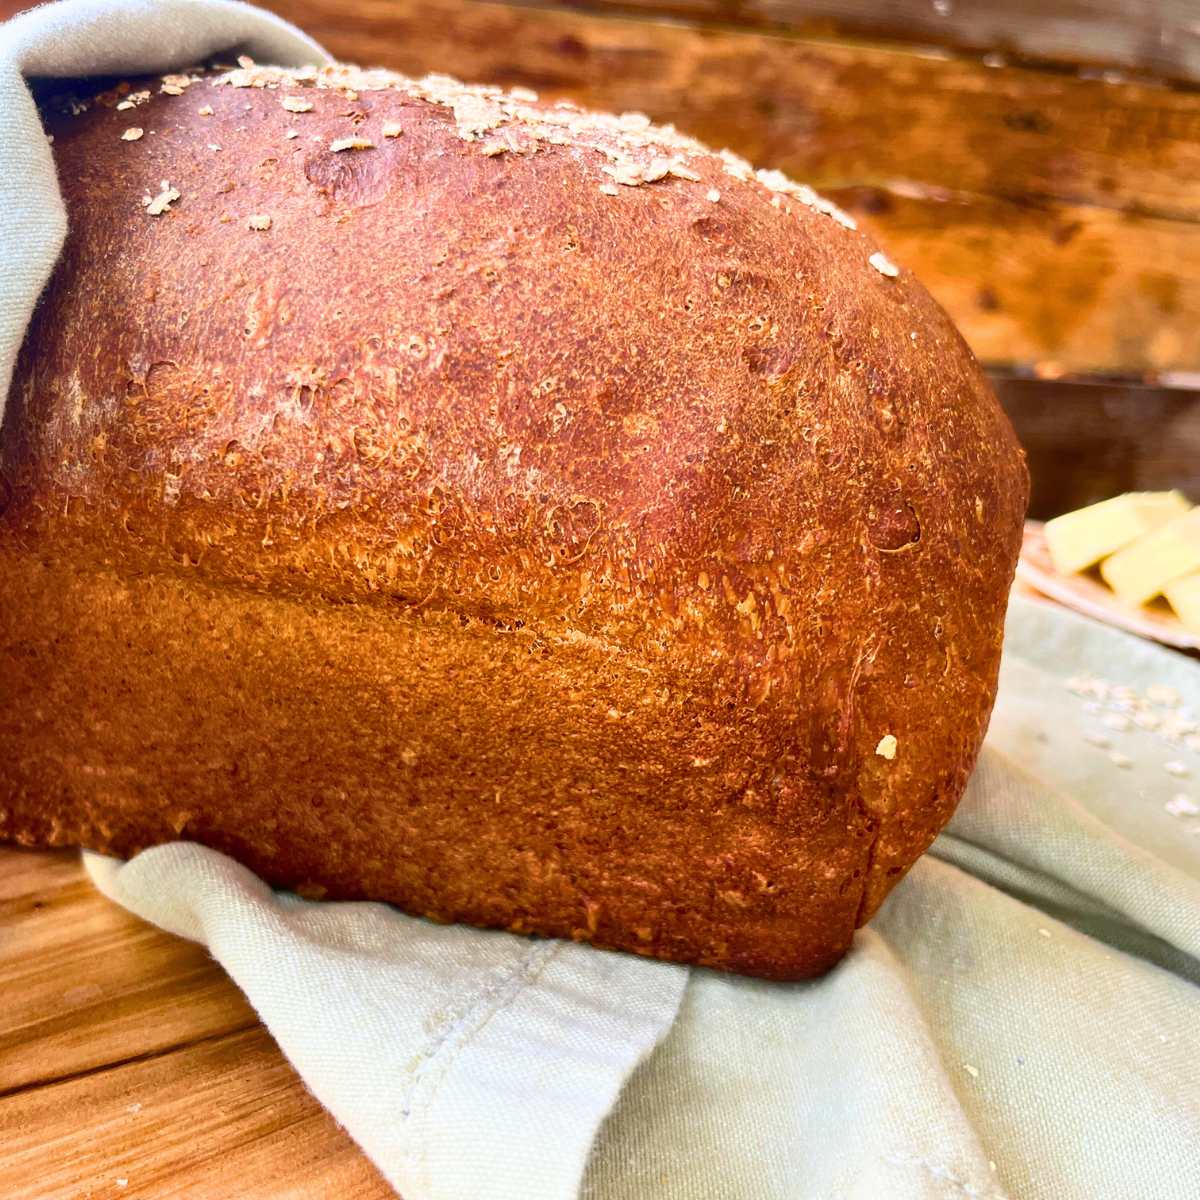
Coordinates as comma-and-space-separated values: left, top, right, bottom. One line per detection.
1164, 571, 1200, 634
1044, 491, 1191, 574
1100, 508, 1200, 605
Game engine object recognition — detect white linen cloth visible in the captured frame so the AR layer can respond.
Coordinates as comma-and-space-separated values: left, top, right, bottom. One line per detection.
4, 3, 1198, 1196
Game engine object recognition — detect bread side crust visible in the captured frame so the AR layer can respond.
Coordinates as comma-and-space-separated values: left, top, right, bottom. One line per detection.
0, 551, 873, 978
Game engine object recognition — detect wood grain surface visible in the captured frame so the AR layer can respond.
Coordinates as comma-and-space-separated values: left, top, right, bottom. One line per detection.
0, 847, 390, 1199
516, 0, 1200, 85
6, 0, 1200, 82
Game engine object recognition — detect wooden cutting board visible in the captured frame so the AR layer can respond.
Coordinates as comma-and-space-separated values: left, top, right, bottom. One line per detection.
0, 846, 392, 1199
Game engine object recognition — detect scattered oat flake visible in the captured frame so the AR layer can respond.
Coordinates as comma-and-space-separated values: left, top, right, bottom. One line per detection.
669, 162, 702, 182
247, 214, 272, 231
282, 95, 314, 113
869, 251, 900, 278
1166, 794, 1199, 817
237, 55, 255, 69
706, 189, 721, 202
1165, 761, 1190, 778
1037, 928, 1052, 938
330, 136, 374, 152
599, 183, 620, 196
121, 127, 143, 141
115, 1181, 128, 1189
602, 161, 644, 187
127, 1102, 142, 1114
284, 129, 299, 139
116, 90, 151, 112
142, 181, 180, 216
962, 1063, 980, 1078
1083, 731, 1110, 748
198, 104, 214, 116
875, 734, 898, 760
509, 86, 539, 102
382, 121, 404, 138
451, 92, 505, 139
820, 200, 858, 230
1109, 750, 1133, 769
208, 144, 222, 152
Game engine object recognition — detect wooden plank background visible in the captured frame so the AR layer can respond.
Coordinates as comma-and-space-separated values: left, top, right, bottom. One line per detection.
0, 847, 391, 1199
521, 0, 1200, 84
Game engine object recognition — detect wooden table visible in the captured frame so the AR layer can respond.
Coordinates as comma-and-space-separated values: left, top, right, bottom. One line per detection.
0, 847, 390, 1199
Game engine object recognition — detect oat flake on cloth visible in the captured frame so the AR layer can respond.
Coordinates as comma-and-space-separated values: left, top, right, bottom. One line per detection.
4, 2, 1199, 1197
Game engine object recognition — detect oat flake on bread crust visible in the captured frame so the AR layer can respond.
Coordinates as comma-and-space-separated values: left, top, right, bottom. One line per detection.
207, 61, 862, 234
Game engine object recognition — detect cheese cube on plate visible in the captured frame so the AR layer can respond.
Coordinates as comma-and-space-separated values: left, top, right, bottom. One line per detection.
1164, 572, 1200, 634
1100, 508, 1200, 605
1044, 491, 1190, 575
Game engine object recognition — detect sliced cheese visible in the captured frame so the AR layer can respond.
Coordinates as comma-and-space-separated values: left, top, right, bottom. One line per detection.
1099, 507, 1200, 605
1044, 490, 1191, 574
1164, 571, 1200, 634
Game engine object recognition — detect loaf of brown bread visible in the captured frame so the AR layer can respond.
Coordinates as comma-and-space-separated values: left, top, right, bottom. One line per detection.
0, 62, 1027, 979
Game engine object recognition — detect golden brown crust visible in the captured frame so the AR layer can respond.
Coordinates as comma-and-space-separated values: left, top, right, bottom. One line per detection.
0, 64, 1028, 978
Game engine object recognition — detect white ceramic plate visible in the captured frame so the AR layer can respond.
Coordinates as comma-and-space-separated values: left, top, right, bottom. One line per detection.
1016, 520, 1200, 650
